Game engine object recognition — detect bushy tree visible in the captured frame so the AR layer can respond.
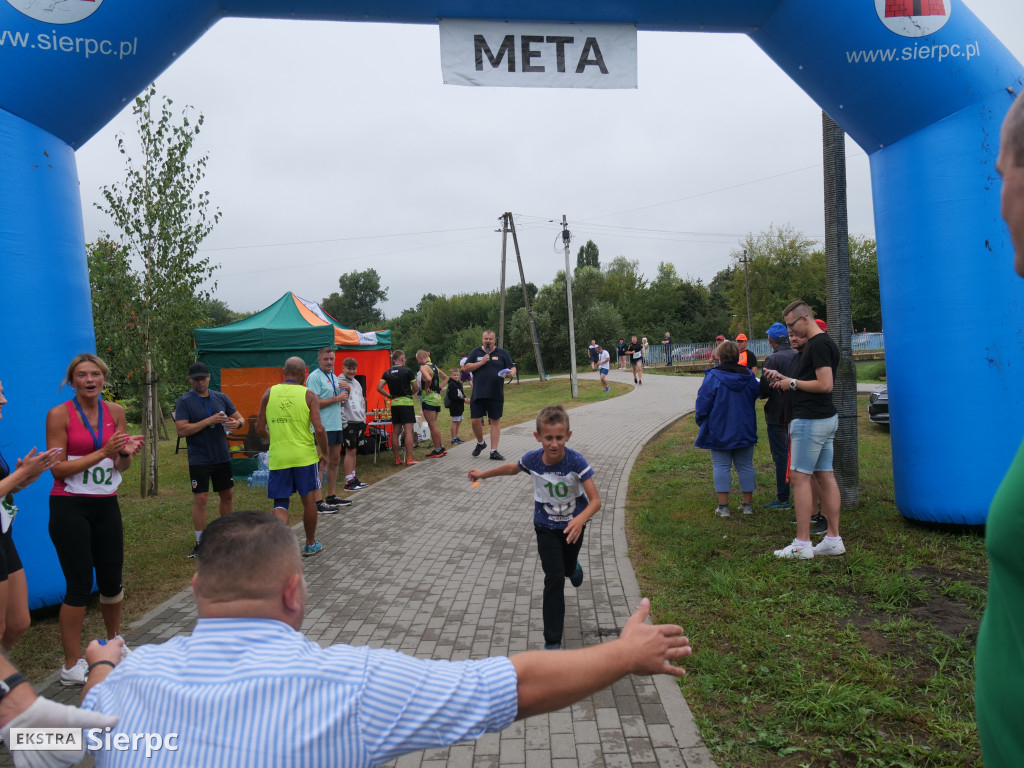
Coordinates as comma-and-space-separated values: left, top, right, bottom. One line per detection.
95, 85, 220, 496
848, 235, 881, 331
576, 240, 600, 271
322, 268, 388, 328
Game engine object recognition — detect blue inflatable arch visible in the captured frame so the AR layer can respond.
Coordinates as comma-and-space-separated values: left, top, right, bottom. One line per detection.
1, 0, 1021, 605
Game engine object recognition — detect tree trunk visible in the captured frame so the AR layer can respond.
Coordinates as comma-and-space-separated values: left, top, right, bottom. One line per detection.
822, 111, 859, 507
148, 371, 159, 495
140, 355, 152, 498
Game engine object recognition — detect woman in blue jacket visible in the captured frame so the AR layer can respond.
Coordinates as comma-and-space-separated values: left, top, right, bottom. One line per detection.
695, 340, 762, 517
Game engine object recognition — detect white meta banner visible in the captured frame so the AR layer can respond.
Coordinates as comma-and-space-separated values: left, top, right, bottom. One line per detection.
439, 19, 637, 89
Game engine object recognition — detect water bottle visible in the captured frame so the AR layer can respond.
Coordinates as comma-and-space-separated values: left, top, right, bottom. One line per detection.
247, 473, 255, 487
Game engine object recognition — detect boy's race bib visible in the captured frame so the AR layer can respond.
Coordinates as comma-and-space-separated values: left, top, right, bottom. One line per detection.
62, 456, 122, 495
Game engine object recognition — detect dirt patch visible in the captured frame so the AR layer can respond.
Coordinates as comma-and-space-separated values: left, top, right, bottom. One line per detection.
909, 596, 978, 639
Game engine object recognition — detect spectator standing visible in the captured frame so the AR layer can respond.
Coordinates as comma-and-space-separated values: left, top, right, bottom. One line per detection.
765, 301, 843, 560
661, 332, 672, 366
695, 341, 761, 517
596, 345, 611, 392
976, 97, 1024, 768
625, 336, 644, 384
304, 348, 351, 511
468, 406, 601, 650
462, 330, 516, 461
80, 512, 690, 766
173, 362, 245, 558
588, 340, 599, 371
378, 350, 420, 466
710, 335, 726, 366
339, 357, 370, 492
446, 370, 469, 445
45, 354, 144, 685
736, 334, 759, 376
255, 357, 328, 557
759, 324, 798, 512
0, 380, 63, 651
416, 350, 449, 459
616, 338, 628, 370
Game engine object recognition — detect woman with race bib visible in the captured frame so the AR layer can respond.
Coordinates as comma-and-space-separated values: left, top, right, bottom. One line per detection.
45, 354, 143, 686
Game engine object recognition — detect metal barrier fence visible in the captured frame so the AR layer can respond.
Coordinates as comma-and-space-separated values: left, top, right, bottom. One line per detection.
627, 332, 885, 367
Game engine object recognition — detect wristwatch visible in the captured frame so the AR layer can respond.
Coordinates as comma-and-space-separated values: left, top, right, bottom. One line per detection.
790, 379, 798, 391
0, 672, 27, 702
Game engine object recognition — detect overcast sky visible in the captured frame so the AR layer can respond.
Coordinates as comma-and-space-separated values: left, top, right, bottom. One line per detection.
73, 2, 1024, 324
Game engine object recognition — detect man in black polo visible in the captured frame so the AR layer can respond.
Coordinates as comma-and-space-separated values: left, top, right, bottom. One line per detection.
765, 301, 843, 560
462, 330, 516, 461
174, 362, 244, 559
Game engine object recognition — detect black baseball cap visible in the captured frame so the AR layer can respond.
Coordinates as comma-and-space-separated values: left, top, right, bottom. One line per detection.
188, 362, 210, 378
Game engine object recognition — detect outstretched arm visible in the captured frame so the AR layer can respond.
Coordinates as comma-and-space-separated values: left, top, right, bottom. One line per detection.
512, 599, 690, 719
468, 462, 521, 482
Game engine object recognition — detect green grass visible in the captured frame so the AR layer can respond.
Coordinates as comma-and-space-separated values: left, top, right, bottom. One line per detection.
627, 396, 985, 768
11, 377, 627, 682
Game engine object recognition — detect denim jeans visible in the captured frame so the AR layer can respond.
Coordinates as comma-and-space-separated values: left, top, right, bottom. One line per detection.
710, 446, 755, 493
766, 424, 790, 502
789, 414, 839, 474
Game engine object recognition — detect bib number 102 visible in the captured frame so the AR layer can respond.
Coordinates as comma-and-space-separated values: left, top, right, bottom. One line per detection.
544, 480, 569, 498
82, 467, 113, 486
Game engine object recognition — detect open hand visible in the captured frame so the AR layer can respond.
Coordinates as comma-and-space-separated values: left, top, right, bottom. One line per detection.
619, 598, 691, 677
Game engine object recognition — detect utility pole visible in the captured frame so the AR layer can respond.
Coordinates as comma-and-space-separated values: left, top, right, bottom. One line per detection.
498, 214, 508, 348
742, 249, 754, 338
504, 213, 546, 379
562, 215, 579, 398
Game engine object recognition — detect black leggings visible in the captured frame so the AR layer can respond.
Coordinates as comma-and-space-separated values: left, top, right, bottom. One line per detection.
534, 524, 585, 645
48, 495, 124, 607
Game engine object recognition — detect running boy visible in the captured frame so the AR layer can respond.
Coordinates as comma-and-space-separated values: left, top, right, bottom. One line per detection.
467, 405, 601, 650
447, 368, 469, 445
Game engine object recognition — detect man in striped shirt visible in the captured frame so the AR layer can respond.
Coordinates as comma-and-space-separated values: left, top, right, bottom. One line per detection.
80, 512, 691, 766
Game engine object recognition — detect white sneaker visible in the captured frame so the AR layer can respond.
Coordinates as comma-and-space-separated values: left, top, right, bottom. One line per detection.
813, 537, 846, 556
60, 658, 88, 686
774, 539, 814, 560
714, 504, 730, 518
113, 634, 132, 658
741, 503, 754, 515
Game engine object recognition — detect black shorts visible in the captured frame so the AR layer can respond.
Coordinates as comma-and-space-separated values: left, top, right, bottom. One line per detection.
391, 405, 416, 425
342, 422, 366, 449
0, 527, 23, 581
470, 398, 504, 421
189, 462, 233, 494
422, 403, 441, 413
326, 430, 344, 446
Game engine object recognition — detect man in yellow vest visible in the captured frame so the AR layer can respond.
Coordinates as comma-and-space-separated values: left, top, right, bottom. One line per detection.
256, 356, 329, 557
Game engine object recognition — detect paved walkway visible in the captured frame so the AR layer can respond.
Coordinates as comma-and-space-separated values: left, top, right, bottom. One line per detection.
35, 368, 712, 767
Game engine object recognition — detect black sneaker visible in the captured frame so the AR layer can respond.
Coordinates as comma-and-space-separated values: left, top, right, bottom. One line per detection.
344, 478, 369, 491
569, 562, 584, 588
489, 450, 505, 461
811, 513, 828, 535
424, 447, 447, 459
316, 500, 339, 514
472, 442, 487, 457
187, 544, 200, 559
325, 495, 353, 507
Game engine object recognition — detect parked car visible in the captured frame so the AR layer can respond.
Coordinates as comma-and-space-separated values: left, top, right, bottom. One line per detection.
680, 347, 713, 362
867, 384, 888, 425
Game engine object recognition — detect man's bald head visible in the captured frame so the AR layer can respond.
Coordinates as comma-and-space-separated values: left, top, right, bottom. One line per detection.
284, 356, 307, 378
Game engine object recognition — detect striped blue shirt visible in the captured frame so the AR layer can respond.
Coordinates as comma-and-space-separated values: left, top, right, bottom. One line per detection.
82, 618, 519, 767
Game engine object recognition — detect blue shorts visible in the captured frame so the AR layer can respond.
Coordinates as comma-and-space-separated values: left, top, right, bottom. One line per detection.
789, 415, 838, 475
599, 367, 609, 375
326, 430, 343, 446
268, 463, 321, 510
